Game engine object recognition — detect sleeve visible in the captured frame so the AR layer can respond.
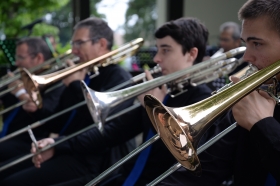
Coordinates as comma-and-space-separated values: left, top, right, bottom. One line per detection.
250, 117, 280, 181
38, 81, 81, 133
98, 65, 132, 92
32, 83, 66, 120
54, 105, 143, 155
54, 65, 141, 155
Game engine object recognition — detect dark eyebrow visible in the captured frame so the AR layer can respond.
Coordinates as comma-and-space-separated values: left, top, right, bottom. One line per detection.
159, 44, 171, 48
240, 37, 263, 42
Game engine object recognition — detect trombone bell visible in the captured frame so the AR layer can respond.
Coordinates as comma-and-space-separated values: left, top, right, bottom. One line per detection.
144, 59, 280, 175
20, 68, 42, 108
81, 81, 105, 131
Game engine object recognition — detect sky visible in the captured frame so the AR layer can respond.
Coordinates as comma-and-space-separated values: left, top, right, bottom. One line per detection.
96, 0, 129, 34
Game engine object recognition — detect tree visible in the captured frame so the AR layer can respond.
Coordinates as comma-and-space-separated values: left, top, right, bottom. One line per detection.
0, 0, 69, 38
0, 0, 105, 65
123, 0, 156, 45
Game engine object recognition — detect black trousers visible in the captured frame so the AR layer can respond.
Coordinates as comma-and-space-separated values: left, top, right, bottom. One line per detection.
0, 155, 99, 186
0, 137, 31, 163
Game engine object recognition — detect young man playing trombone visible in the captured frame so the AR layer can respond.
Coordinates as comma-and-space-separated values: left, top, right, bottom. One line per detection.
157, 0, 280, 185
0, 17, 214, 185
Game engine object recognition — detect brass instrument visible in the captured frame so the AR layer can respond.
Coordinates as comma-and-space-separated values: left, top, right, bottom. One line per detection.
0, 51, 161, 144
0, 54, 80, 116
83, 59, 250, 186
21, 38, 144, 108
0, 65, 161, 143
0, 49, 76, 115
144, 60, 280, 175
81, 47, 245, 130
0, 49, 73, 89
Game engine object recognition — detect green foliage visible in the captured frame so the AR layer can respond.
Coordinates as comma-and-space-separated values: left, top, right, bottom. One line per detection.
123, 0, 156, 44
56, 42, 71, 54
0, 0, 69, 38
0, 0, 105, 65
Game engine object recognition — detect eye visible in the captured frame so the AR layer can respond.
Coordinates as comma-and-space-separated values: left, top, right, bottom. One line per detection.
253, 42, 261, 47
162, 48, 170, 54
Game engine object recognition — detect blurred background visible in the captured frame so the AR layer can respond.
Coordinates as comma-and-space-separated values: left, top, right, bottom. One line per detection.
0, 0, 246, 75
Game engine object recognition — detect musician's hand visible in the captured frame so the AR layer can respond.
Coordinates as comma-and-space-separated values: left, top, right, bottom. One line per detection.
231, 76, 276, 131
138, 70, 168, 107
7, 72, 24, 95
23, 99, 38, 112
62, 59, 87, 86
31, 138, 55, 168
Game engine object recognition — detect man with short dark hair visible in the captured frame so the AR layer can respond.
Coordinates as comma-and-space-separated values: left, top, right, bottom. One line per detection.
158, 0, 280, 185
233, 0, 280, 184
0, 37, 65, 171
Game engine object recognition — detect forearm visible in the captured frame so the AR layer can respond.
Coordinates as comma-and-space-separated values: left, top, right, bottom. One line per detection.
250, 117, 280, 180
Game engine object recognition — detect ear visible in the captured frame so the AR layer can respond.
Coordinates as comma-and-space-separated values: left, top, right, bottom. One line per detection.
188, 47, 198, 63
33, 53, 45, 65
98, 38, 108, 51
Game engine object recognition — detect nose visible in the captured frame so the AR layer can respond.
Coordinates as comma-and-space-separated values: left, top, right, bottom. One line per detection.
71, 46, 79, 55
15, 60, 20, 67
153, 52, 161, 64
242, 48, 256, 65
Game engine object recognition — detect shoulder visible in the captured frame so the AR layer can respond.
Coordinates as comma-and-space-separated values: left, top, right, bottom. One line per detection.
101, 64, 130, 75
167, 84, 212, 107
186, 83, 212, 101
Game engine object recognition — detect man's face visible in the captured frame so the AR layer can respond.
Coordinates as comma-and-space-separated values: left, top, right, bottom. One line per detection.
15, 43, 37, 69
219, 29, 240, 52
241, 16, 280, 70
71, 28, 101, 62
153, 36, 194, 75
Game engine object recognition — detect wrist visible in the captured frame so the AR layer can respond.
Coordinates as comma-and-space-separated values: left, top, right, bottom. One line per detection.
15, 89, 27, 98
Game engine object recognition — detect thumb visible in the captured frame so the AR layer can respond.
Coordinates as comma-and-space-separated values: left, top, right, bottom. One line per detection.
38, 140, 49, 148
66, 59, 75, 67
229, 76, 240, 84
8, 72, 14, 77
145, 70, 153, 81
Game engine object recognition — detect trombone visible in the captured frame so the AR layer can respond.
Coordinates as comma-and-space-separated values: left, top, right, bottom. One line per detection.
81, 47, 246, 128
143, 61, 280, 185
0, 38, 144, 116
84, 59, 251, 186
0, 49, 73, 89
86, 60, 280, 186
0, 65, 162, 144
0, 50, 78, 115
21, 38, 144, 109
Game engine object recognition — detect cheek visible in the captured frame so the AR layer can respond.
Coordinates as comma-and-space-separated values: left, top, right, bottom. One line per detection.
258, 54, 273, 68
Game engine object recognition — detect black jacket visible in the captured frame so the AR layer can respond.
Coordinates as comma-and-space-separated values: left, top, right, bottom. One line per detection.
45, 64, 134, 135
1, 81, 65, 140
52, 64, 136, 176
